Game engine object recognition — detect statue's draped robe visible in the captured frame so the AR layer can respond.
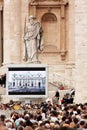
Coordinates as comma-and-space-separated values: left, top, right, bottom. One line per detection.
24, 21, 43, 62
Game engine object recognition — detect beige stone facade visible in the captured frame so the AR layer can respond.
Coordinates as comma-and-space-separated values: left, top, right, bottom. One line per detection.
0, 0, 87, 103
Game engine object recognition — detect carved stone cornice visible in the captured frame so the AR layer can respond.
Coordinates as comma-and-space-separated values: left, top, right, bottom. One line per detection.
30, 0, 68, 6
31, 0, 68, 2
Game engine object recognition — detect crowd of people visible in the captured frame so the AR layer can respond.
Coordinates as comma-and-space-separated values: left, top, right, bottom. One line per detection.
61, 89, 75, 105
52, 89, 75, 105
0, 95, 87, 130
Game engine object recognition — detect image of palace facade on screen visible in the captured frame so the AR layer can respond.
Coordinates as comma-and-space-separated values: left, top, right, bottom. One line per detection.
7, 65, 48, 97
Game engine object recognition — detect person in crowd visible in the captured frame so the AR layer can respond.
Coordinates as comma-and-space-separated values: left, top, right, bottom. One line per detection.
0, 115, 8, 130
77, 120, 86, 130
0, 74, 6, 87
70, 89, 75, 98
52, 90, 60, 104
61, 93, 74, 104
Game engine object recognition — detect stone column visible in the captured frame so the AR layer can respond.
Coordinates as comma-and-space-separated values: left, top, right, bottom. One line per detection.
0, 8, 3, 66
3, 0, 21, 64
60, 5, 66, 60
0, 11, 1, 66
74, 0, 87, 103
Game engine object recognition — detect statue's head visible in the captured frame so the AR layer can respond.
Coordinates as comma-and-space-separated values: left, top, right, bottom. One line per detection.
28, 15, 36, 25
28, 15, 36, 20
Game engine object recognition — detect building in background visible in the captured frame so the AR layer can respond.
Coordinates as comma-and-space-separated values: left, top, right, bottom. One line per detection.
0, 0, 87, 103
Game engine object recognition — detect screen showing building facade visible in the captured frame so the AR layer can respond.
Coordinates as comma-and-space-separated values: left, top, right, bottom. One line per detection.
6, 64, 48, 98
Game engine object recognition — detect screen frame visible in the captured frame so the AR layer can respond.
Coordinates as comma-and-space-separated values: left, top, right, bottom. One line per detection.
6, 64, 48, 98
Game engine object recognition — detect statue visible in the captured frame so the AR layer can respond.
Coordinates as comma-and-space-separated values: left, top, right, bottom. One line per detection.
23, 15, 43, 63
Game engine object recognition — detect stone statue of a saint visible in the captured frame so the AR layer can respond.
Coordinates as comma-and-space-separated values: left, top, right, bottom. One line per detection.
23, 15, 43, 63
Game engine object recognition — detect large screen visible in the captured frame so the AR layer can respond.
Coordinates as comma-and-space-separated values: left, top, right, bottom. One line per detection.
6, 64, 48, 98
